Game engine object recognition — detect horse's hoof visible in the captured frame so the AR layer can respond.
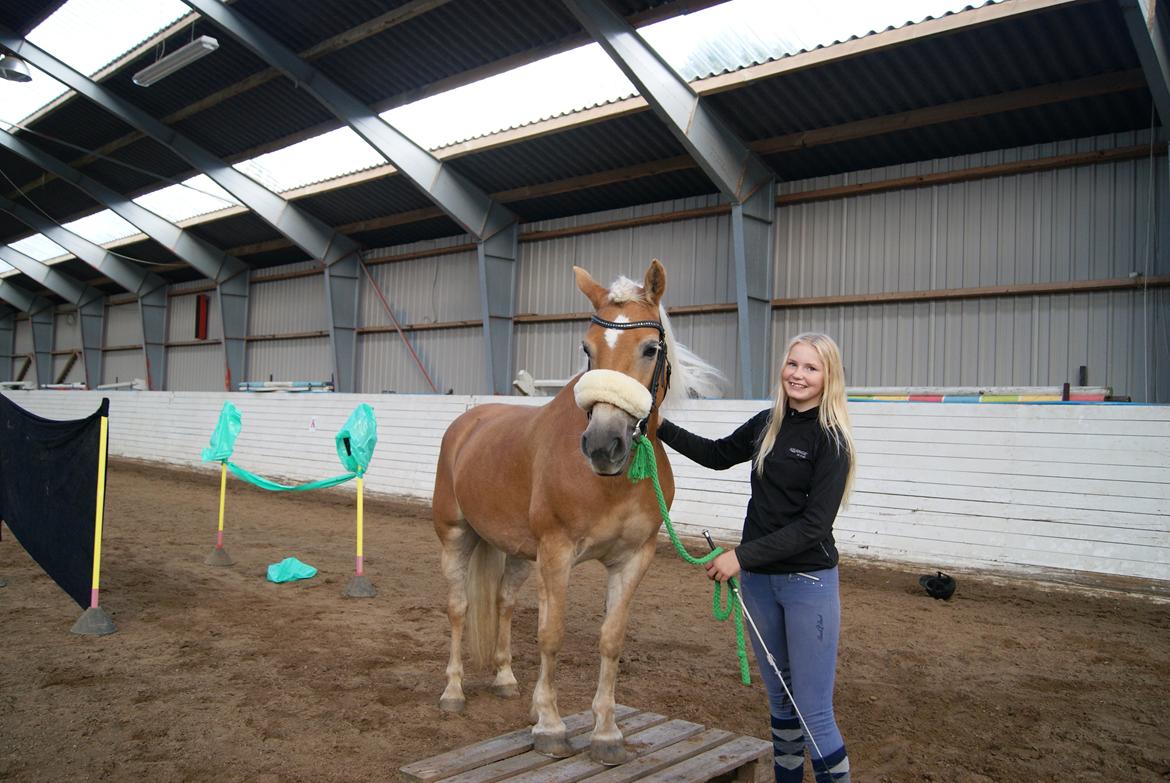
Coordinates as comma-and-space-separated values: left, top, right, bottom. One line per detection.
590, 739, 632, 766
439, 696, 465, 714
491, 682, 520, 699
532, 732, 574, 758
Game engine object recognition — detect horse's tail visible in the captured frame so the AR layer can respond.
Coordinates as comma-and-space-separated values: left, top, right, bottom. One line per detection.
465, 538, 505, 670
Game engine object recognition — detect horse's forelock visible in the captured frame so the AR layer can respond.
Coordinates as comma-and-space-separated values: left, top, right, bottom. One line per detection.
606, 276, 645, 305
599, 274, 727, 405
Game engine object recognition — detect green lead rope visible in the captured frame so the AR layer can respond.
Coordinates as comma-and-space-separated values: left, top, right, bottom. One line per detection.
627, 434, 751, 685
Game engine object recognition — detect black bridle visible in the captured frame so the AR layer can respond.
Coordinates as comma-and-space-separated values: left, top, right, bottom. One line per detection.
589, 314, 672, 437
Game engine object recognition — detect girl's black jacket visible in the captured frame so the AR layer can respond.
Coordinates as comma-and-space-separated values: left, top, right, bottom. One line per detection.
657, 405, 850, 574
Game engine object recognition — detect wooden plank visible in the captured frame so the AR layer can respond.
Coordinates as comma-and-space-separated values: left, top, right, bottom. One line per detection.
399, 707, 636, 783
481, 712, 675, 783
636, 735, 772, 783
583, 728, 737, 783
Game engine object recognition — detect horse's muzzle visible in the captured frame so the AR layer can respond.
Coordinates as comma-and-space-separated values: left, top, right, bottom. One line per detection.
580, 403, 634, 476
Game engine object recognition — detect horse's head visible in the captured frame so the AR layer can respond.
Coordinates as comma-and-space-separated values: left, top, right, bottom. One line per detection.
572, 259, 670, 476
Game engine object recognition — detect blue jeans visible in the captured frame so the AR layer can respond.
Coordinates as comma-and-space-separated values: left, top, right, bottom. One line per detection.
739, 568, 846, 771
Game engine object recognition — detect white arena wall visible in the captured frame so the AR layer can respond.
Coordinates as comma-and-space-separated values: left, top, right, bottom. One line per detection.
4, 390, 1167, 585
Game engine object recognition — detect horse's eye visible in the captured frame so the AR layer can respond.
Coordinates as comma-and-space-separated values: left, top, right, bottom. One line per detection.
642, 344, 659, 358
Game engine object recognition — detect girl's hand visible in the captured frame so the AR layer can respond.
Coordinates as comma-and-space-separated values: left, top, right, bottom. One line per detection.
705, 549, 741, 583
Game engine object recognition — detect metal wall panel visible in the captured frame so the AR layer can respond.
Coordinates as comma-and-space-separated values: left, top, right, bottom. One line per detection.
518, 194, 731, 314
773, 288, 1169, 400
168, 291, 223, 342
101, 349, 144, 386
104, 301, 142, 346
357, 328, 485, 395
53, 310, 79, 353
360, 250, 480, 326
13, 318, 30, 354
772, 131, 1169, 401
249, 275, 326, 335
166, 344, 226, 391
246, 337, 333, 383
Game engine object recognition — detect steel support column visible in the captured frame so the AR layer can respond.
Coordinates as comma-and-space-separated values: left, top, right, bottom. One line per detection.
0, 195, 166, 388
218, 272, 249, 391
563, 0, 778, 396
0, 32, 368, 392
477, 224, 519, 395
325, 254, 361, 394
0, 304, 14, 382
0, 279, 55, 388
1121, 0, 1170, 123
0, 245, 107, 388
0, 129, 250, 389
732, 181, 776, 398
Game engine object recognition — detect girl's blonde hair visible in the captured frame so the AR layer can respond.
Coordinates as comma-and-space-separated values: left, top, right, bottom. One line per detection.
754, 333, 855, 504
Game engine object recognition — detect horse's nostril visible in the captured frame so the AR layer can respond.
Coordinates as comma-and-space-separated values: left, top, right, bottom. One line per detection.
607, 437, 623, 461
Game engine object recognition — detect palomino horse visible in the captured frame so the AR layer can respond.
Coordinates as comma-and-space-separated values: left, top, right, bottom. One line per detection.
432, 259, 721, 764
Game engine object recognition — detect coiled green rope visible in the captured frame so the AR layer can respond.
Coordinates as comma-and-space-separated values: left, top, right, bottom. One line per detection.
627, 434, 751, 685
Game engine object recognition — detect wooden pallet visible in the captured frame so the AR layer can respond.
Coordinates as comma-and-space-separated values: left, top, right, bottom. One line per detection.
399, 705, 771, 783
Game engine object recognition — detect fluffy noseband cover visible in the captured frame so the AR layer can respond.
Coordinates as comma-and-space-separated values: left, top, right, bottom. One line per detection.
574, 369, 652, 419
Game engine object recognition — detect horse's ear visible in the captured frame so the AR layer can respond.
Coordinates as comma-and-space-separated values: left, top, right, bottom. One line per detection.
643, 259, 666, 307
574, 266, 609, 310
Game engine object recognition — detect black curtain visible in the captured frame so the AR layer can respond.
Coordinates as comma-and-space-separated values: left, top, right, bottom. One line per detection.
0, 395, 109, 608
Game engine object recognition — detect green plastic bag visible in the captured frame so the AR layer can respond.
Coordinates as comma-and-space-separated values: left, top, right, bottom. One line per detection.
266, 557, 317, 583
201, 401, 242, 462
335, 403, 377, 474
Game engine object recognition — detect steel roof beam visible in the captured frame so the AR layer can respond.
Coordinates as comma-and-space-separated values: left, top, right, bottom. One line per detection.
564, 0, 776, 397
0, 30, 364, 392
183, 0, 520, 394
0, 194, 166, 389
0, 129, 248, 390
0, 244, 106, 388
1120, 0, 1170, 124
0, 277, 56, 387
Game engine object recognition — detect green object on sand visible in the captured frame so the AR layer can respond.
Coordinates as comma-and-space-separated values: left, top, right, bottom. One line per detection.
266, 557, 318, 583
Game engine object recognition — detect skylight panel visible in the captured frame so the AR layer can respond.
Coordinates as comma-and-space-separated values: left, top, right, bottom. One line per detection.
9, 234, 67, 262
27, 0, 191, 76
381, 0, 983, 151
0, 0, 190, 131
0, 64, 68, 132
64, 210, 140, 245
381, 44, 634, 151
233, 127, 385, 193
133, 175, 240, 223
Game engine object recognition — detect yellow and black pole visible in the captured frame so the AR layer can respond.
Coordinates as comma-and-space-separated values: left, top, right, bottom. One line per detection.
72, 408, 116, 636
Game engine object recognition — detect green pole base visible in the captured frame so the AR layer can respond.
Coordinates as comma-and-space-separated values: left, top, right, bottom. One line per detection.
71, 606, 117, 636
342, 574, 376, 598
204, 547, 234, 567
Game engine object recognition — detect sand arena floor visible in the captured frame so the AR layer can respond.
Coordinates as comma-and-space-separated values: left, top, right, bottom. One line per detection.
1, 459, 1167, 782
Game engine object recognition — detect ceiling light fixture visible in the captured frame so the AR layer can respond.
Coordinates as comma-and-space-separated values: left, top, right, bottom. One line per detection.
132, 35, 219, 87
0, 54, 33, 83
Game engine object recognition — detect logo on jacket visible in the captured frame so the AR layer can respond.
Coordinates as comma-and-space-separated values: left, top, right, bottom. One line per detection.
788, 447, 808, 459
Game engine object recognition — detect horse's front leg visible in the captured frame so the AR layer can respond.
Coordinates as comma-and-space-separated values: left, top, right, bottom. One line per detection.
491, 555, 532, 698
591, 538, 657, 765
530, 539, 574, 758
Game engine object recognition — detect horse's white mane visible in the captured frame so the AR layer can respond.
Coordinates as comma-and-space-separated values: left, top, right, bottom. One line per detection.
604, 275, 726, 406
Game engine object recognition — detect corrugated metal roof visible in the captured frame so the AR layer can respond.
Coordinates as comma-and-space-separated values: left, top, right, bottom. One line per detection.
0, 0, 1161, 294
450, 111, 687, 193
295, 176, 439, 227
